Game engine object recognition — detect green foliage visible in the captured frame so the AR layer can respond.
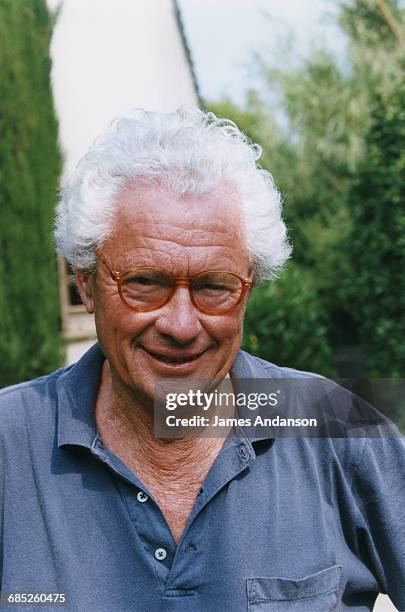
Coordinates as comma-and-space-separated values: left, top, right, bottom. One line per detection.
344, 83, 405, 376
242, 264, 335, 377
0, 0, 64, 387
207, 0, 405, 377
339, 0, 405, 94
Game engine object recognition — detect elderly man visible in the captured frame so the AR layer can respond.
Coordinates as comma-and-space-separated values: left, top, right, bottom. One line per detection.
0, 108, 404, 611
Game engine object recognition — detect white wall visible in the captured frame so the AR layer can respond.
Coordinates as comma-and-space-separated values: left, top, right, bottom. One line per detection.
47, 0, 198, 178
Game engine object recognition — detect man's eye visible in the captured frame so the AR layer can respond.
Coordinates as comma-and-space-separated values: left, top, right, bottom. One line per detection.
204, 284, 228, 291
123, 276, 159, 288
124, 275, 170, 289
132, 277, 158, 286
196, 282, 230, 292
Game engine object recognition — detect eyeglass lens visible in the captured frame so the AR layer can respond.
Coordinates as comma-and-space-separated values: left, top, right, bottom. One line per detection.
119, 269, 243, 313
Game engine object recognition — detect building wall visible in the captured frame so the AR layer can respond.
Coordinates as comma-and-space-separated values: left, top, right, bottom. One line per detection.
48, 0, 198, 178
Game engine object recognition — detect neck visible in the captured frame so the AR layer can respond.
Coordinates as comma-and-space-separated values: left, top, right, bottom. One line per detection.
95, 360, 228, 480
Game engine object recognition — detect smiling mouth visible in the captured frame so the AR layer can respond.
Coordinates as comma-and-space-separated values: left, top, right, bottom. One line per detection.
142, 349, 206, 364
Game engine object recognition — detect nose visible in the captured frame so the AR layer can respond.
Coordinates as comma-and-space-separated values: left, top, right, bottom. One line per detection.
154, 286, 203, 344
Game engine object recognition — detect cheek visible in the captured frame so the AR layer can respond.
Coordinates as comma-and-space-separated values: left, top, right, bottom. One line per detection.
205, 313, 244, 344
93, 289, 154, 340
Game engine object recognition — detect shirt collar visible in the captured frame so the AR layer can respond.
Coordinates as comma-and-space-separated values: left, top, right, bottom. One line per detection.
56, 343, 274, 449
56, 343, 104, 449
230, 350, 275, 444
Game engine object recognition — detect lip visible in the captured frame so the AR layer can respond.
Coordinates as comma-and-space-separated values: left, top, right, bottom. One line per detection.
139, 346, 210, 372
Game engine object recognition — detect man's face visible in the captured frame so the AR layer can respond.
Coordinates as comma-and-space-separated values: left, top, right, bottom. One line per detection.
77, 185, 252, 404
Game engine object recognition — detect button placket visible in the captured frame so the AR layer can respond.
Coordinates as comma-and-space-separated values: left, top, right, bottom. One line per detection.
115, 479, 175, 579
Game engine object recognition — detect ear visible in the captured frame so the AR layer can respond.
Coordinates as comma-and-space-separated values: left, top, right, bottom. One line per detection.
75, 269, 95, 314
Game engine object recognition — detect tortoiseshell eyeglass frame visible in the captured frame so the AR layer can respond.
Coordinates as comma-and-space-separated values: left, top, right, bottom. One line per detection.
96, 251, 255, 316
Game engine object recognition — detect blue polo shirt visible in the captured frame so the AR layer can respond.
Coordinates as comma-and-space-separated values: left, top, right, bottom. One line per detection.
0, 344, 404, 611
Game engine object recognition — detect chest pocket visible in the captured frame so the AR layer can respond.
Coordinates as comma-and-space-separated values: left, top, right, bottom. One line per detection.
247, 565, 341, 611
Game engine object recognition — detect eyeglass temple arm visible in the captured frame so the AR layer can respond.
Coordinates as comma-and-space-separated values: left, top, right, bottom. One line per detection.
247, 262, 256, 285
96, 251, 122, 279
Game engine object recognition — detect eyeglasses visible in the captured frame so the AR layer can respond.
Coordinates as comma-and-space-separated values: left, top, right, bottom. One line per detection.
96, 251, 254, 315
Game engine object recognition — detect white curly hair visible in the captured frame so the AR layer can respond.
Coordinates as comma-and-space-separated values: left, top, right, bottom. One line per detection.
54, 106, 292, 282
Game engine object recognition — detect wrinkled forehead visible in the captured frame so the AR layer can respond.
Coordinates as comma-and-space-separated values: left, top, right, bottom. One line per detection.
112, 183, 247, 245
101, 183, 250, 274
118, 182, 242, 219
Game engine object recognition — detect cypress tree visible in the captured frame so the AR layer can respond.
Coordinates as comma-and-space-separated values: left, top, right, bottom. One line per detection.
0, 0, 63, 387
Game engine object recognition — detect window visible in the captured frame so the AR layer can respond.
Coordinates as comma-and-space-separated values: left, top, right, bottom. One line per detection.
58, 258, 96, 340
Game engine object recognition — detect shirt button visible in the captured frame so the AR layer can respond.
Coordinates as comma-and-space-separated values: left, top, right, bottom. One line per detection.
137, 491, 148, 503
239, 446, 248, 460
154, 547, 167, 561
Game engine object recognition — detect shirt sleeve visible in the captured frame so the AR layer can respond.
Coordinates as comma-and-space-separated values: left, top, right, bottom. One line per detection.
352, 437, 405, 608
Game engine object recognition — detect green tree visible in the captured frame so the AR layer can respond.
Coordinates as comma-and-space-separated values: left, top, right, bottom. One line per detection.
345, 83, 405, 376
338, 0, 405, 375
243, 264, 335, 376
207, 0, 404, 377
0, 0, 63, 387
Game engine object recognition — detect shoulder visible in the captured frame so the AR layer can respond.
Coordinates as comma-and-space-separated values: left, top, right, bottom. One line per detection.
233, 349, 324, 380
235, 350, 405, 470
0, 367, 67, 440
236, 352, 401, 437
353, 436, 405, 492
